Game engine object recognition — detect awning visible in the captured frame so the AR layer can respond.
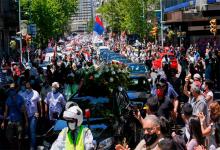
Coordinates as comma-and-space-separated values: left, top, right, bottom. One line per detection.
207, 0, 218, 3
164, 0, 196, 13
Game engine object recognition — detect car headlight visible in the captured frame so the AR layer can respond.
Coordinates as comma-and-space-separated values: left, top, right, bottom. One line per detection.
98, 137, 114, 149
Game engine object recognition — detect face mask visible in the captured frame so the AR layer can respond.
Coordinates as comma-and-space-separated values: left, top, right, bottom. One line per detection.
143, 133, 158, 146
156, 89, 164, 98
68, 122, 76, 131
52, 87, 57, 93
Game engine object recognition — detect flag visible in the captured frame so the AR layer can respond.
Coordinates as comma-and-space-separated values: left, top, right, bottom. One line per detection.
93, 16, 104, 35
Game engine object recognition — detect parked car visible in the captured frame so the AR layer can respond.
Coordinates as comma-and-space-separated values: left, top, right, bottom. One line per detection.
152, 52, 178, 71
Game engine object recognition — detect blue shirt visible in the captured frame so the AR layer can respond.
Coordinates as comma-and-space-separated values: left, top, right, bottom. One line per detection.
6, 95, 24, 122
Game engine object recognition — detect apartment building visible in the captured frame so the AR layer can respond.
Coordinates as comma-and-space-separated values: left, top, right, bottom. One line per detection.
163, 0, 220, 47
70, 0, 95, 32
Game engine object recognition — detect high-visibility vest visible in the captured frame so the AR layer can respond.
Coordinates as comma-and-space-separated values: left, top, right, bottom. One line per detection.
65, 125, 84, 150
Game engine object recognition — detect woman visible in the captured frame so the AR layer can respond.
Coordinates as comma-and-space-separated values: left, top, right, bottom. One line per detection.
203, 80, 214, 107
198, 101, 220, 149
187, 115, 205, 150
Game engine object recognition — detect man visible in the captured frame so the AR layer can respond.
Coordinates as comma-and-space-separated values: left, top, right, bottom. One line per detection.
1, 83, 28, 149
44, 82, 66, 121
116, 115, 164, 150
22, 82, 41, 150
152, 78, 178, 119
184, 76, 208, 117
51, 102, 94, 150
64, 74, 78, 101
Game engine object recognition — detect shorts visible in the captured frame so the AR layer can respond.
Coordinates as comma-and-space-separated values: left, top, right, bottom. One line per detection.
6, 121, 23, 142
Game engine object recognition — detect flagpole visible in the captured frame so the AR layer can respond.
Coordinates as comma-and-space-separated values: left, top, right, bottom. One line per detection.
160, 0, 164, 48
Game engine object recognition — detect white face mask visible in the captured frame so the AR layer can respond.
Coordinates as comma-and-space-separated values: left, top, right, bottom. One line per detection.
68, 122, 76, 130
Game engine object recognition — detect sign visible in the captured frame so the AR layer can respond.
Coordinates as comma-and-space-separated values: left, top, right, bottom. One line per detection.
28, 24, 37, 37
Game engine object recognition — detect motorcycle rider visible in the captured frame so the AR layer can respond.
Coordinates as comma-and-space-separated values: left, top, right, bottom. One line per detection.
50, 102, 94, 150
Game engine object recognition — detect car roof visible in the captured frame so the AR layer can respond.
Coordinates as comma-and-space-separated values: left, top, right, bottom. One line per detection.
159, 52, 175, 56
98, 46, 109, 49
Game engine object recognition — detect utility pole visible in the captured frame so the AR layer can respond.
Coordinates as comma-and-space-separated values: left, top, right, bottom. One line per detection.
160, 0, 164, 48
18, 0, 22, 63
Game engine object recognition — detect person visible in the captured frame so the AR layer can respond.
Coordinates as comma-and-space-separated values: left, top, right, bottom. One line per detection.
1, 83, 28, 149
22, 82, 41, 150
50, 102, 94, 150
184, 77, 208, 118
186, 115, 205, 150
44, 82, 66, 122
157, 138, 177, 150
202, 80, 214, 107
39, 80, 51, 118
152, 79, 177, 119
116, 115, 164, 150
64, 74, 78, 101
198, 101, 220, 149
181, 103, 193, 143
161, 54, 170, 78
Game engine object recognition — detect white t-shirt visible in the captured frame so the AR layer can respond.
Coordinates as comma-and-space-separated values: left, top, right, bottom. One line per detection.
44, 92, 66, 120
23, 90, 40, 118
205, 91, 214, 107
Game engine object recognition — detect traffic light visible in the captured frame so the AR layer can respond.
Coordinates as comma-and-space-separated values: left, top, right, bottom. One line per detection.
150, 26, 158, 37
210, 19, 217, 36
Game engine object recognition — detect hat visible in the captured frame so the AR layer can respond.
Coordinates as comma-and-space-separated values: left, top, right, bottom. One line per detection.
193, 73, 201, 80
52, 82, 59, 89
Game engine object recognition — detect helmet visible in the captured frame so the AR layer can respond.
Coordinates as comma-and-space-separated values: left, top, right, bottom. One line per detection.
63, 104, 83, 127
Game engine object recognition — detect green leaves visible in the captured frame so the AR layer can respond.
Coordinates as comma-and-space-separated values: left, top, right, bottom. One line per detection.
76, 63, 131, 97
21, 0, 78, 47
97, 0, 159, 38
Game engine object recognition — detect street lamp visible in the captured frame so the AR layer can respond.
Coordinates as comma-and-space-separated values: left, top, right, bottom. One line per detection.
160, 0, 164, 48
18, 0, 22, 63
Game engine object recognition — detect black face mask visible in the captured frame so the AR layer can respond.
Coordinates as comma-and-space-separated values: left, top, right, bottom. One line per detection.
143, 133, 158, 146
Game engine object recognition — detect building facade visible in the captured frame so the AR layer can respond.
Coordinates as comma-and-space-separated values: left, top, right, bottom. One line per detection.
163, 0, 220, 48
70, 0, 95, 32
0, 0, 18, 58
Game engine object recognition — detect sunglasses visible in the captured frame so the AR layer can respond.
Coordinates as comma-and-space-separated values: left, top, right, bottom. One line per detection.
143, 127, 154, 132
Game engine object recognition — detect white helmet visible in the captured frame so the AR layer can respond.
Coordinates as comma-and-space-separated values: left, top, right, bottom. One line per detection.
63, 104, 83, 130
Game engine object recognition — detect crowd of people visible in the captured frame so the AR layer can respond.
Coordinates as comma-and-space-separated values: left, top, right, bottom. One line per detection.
0, 34, 220, 150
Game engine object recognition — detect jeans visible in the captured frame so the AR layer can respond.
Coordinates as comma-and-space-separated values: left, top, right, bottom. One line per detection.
29, 116, 37, 149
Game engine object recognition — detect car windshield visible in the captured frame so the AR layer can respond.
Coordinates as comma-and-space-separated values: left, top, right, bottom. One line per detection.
128, 77, 150, 91
128, 64, 147, 73
70, 96, 112, 119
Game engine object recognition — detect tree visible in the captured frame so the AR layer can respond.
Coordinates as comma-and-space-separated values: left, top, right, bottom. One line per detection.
97, 0, 159, 39
21, 0, 78, 47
